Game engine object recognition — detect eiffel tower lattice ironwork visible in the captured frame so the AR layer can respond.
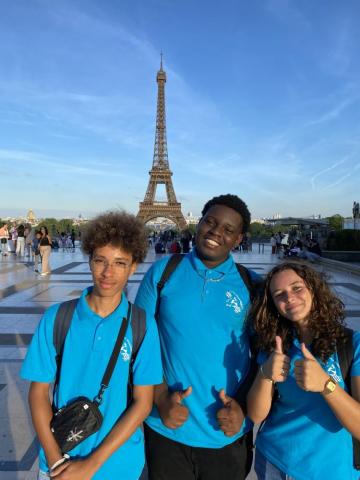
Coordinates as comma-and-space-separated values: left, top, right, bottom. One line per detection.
137, 56, 187, 230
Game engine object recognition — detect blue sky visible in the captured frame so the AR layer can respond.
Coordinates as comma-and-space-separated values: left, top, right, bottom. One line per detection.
1, 0, 360, 220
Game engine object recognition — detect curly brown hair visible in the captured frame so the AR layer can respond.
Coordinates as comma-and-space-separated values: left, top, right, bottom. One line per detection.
81, 211, 148, 264
250, 262, 346, 362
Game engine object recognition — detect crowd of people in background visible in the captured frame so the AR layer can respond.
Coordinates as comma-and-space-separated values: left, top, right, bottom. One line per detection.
270, 231, 323, 262
0, 222, 81, 276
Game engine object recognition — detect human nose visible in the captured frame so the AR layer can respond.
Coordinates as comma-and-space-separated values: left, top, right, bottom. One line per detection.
284, 291, 295, 303
101, 262, 114, 274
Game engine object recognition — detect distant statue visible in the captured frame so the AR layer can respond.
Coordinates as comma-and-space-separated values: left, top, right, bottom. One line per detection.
353, 201, 360, 219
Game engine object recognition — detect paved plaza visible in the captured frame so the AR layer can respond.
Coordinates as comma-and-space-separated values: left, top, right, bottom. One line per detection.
0, 245, 359, 479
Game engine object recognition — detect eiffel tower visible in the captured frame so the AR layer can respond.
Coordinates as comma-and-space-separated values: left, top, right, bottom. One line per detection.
137, 56, 187, 230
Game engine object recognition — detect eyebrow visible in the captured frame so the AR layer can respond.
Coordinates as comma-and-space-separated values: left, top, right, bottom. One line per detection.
93, 255, 131, 261
271, 280, 304, 294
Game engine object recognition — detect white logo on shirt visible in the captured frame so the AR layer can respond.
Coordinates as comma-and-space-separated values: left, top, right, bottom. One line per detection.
225, 291, 244, 314
120, 338, 132, 362
326, 361, 342, 383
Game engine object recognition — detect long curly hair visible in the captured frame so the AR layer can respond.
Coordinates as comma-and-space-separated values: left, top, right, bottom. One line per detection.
81, 210, 148, 264
250, 262, 346, 362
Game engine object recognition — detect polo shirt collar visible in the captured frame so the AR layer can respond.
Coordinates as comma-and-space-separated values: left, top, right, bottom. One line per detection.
77, 286, 128, 322
190, 248, 234, 275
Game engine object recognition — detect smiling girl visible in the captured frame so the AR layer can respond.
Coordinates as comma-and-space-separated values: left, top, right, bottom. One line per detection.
247, 262, 360, 480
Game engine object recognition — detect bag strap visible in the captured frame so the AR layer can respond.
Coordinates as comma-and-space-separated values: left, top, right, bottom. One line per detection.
127, 303, 147, 405
338, 327, 354, 385
94, 303, 132, 405
235, 263, 255, 300
53, 299, 78, 390
337, 327, 360, 470
155, 253, 184, 320
131, 303, 147, 359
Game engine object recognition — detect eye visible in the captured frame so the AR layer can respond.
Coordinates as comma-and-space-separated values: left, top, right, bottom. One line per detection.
225, 227, 235, 234
115, 260, 127, 267
93, 258, 104, 265
293, 285, 303, 292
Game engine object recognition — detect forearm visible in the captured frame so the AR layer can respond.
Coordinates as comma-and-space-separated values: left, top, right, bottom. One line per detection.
88, 386, 154, 472
153, 380, 168, 407
246, 372, 274, 424
322, 386, 360, 440
29, 384, 62, 467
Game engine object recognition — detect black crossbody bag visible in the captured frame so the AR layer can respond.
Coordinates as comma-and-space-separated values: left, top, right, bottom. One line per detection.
50, 304, 131, 453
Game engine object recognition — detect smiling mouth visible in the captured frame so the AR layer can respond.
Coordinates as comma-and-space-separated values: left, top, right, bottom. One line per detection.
204, 238, 221, 247
286, 304, 302, 313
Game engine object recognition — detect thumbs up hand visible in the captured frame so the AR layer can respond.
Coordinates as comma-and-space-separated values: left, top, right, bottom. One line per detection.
261, 336, 290, 384
216, 389, 245, 437
157, 386, 192, 429
294, 343, 329, 392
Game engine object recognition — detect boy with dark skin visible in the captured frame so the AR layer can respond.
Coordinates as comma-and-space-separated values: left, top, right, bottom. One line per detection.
136, 194, 257, 480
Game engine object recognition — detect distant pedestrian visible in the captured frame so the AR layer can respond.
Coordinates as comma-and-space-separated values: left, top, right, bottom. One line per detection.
0, 223, 9, 256
32, 231, 42, 273
25, 225, 34, 258
39, 226, 52, 276
16, 224, 25, 257
71, 229, 76, 250
270, 234, 276, 254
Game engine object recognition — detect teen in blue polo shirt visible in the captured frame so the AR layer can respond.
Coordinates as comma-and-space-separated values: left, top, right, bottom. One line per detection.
21, 212, 163, 480
135, 194, 258, 480
247, 262, 360, 479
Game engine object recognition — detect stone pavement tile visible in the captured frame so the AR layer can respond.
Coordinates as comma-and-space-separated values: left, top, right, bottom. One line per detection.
0, 315, 41, 335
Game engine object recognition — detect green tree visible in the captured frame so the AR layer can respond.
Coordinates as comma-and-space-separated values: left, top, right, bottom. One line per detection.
327, 214, 344, 232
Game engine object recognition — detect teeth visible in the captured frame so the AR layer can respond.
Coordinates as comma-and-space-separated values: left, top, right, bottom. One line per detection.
205, 239, 219, 247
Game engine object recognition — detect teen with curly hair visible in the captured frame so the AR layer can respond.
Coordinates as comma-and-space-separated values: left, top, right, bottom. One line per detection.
247, 262, 360, 479
21, 211, 162, 480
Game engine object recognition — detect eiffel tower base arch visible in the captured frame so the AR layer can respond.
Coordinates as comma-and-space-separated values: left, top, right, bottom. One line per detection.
137, 203, 187, 231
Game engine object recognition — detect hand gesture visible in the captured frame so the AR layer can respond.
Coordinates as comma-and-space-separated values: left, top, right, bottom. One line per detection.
50, 459, 94, 479
216, 389, 245, 437
294, 343, 329, 392
262, 336, 290, 383
157, 386, 192, 429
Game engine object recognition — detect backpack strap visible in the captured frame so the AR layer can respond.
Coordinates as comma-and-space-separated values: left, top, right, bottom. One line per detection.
52, 299, 78, 405
337, 327, 360, 470
337, 327, 354, 386
155, 253, 184, 321
235, 263, 256, 301
53, 298, 78, 374
130, 303, 147, 360
127, 302, 147, 405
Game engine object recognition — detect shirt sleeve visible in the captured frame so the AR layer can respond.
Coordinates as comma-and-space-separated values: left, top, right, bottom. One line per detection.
351, 330, 360, 377
132, 313, 163, 386
20, 305, 59, 383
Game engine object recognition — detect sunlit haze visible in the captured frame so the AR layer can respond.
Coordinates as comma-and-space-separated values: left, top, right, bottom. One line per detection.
1, 1, 359, 220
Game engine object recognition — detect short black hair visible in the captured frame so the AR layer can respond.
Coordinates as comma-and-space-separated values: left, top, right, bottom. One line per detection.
201, 194, 251, 233
81, 210, 148, 263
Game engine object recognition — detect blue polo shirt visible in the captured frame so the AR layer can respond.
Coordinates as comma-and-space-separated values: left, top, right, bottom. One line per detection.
135, 250, 256, 448
20, 287, 163, 480
256, 332, 360, 479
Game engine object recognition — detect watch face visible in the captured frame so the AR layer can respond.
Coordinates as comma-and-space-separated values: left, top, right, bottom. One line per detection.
327, 381, 336, 392
324, 378, 337, 394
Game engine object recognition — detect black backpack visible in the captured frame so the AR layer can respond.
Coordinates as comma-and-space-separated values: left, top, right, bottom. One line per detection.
53, 298, 146, 403
337, 327, 360, 470
155, 253, 259, 320
154, 253, 260, 416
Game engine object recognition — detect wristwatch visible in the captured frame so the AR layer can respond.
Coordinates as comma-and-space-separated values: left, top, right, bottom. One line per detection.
322, 376, 337, 395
